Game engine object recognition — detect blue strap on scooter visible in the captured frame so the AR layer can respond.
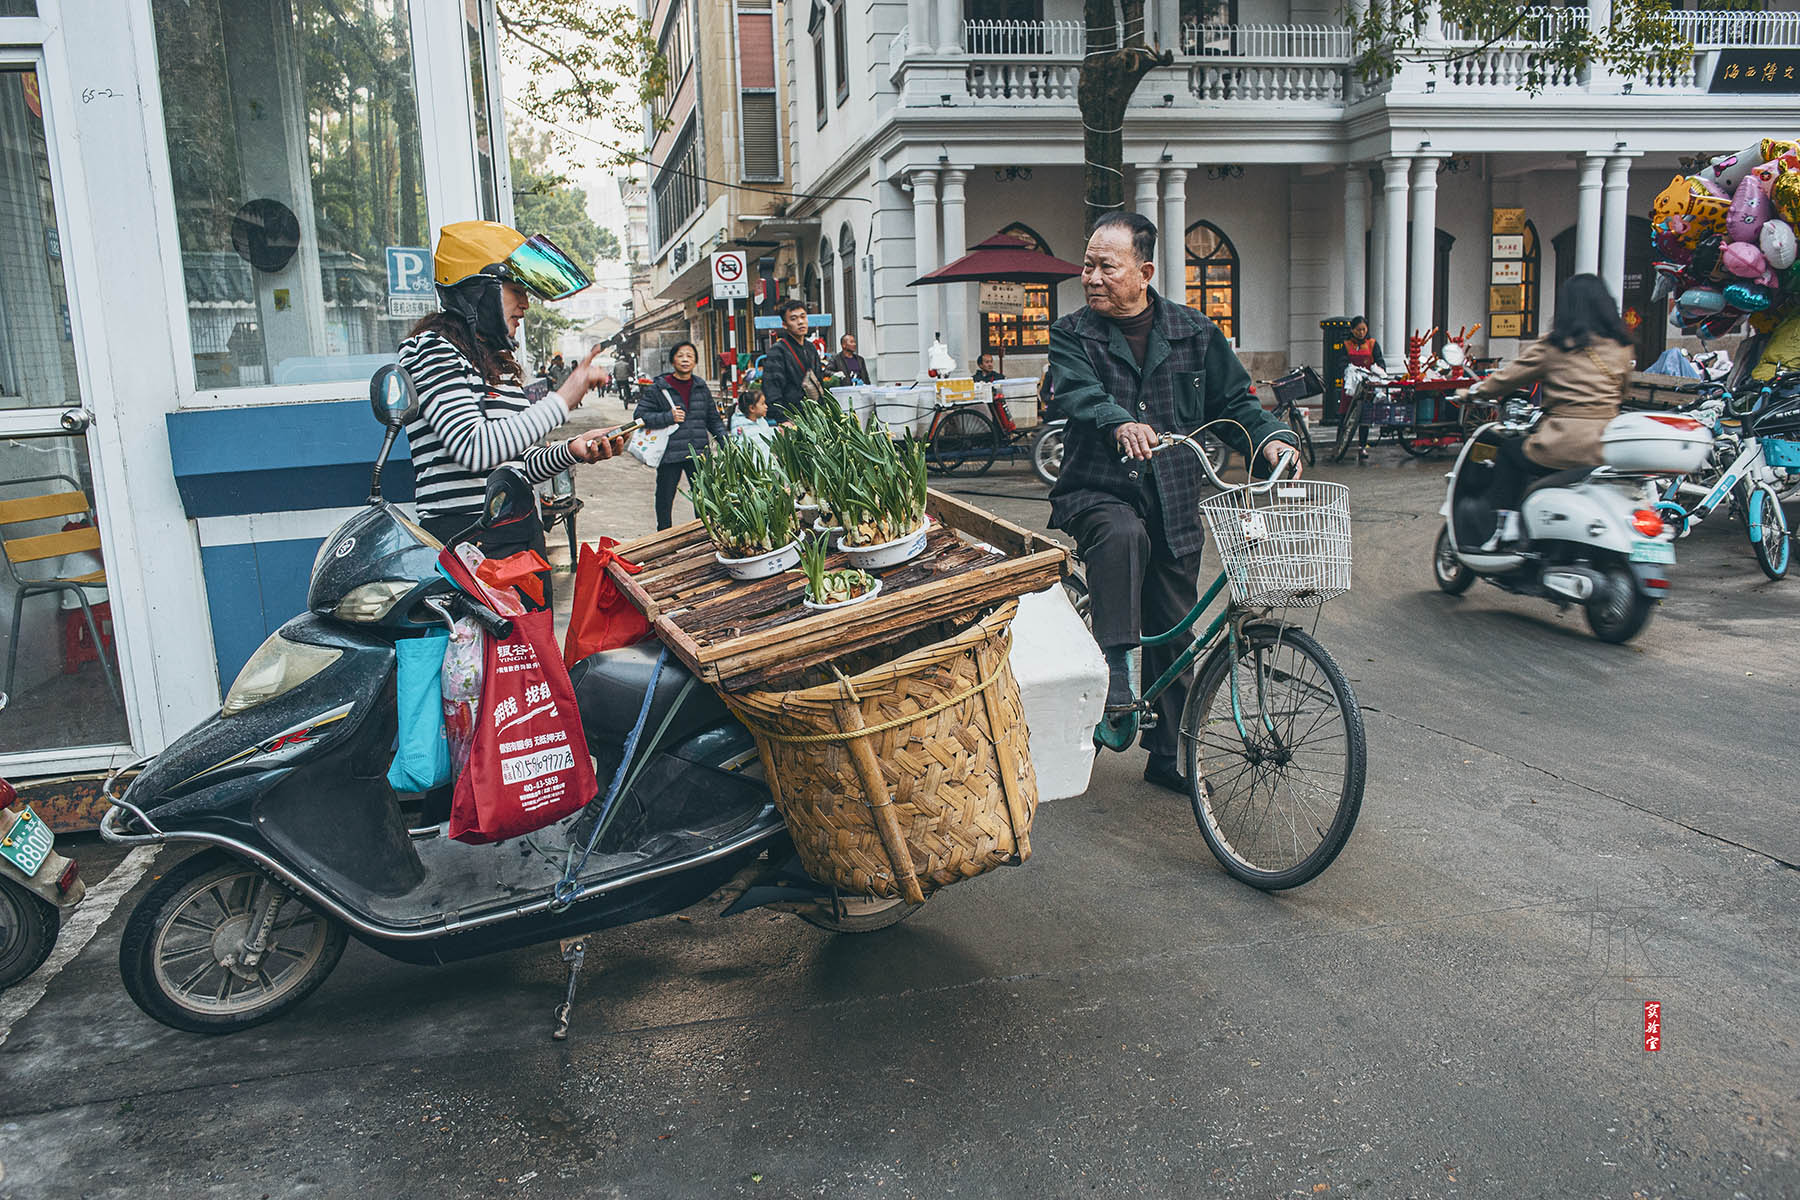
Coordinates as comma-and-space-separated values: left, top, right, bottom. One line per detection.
551, 647, 668, 910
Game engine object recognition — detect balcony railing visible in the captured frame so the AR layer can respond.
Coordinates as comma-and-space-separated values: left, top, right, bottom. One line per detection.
1180, 21, 1352, 59
1442, 7, 1589, 43
1669, 8, 1800, 47
962, 18, 1088, 57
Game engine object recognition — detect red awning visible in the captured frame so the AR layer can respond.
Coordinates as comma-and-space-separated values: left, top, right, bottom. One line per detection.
910, 233, 1083, 286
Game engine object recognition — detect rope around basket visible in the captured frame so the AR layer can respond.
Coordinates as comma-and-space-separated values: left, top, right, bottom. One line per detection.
732, 663, 1008, 744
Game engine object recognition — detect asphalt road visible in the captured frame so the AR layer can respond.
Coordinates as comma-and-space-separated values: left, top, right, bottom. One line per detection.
3, 444, 1795, 1199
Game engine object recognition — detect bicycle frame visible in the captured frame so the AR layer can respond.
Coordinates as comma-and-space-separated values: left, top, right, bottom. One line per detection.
1655, 432, 1766, 533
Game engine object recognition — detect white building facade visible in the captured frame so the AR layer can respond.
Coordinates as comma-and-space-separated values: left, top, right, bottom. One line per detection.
0, 0, 508, 810
771, 1, 1800, 386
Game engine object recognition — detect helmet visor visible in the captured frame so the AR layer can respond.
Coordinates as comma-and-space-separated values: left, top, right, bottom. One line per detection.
503, 234, 590, 301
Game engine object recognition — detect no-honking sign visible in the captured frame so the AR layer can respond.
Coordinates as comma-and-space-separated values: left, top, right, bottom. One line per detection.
711, 250, 748, 300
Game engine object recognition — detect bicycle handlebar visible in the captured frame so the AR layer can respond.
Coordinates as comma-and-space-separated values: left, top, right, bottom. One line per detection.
1146, 419, 1300, 493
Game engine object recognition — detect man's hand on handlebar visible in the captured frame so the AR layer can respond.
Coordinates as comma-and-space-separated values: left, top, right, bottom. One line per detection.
1264, 440, 1301, 478
1114, 421, 1159, 460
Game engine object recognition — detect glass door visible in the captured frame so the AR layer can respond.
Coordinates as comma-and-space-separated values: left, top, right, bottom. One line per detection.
0, 62, 131, 758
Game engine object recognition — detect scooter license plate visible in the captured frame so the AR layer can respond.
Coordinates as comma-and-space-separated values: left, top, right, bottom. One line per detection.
1630, 538, 1676, 565
0, 805, 54, 879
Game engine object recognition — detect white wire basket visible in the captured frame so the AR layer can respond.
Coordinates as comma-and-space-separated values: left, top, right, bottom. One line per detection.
1198, 479, 1352, 607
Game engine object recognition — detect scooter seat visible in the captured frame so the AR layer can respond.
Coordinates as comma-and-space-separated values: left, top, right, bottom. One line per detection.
568, 643, 730, 753
1522, 466, 1595, 500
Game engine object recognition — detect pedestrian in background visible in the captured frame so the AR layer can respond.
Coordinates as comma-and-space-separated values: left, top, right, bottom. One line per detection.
829, 332, 872, 384
546, 352, 569, 389
762, 299, 823, 421
637, 340, 726, 530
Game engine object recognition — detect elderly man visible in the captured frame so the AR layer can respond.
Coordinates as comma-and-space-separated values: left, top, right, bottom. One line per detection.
1049, 211, 1296, 793
829, 333, 872, 384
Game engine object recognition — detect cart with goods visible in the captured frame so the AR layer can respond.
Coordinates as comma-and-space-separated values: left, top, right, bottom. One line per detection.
1329, 326, 1490, 461
624, 404, 1091, 904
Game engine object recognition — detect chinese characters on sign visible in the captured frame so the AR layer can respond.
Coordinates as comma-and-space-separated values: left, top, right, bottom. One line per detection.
1644, 1001, 1662, 1051
1490, 213, 1528, 337
1708, 50, 1800, 94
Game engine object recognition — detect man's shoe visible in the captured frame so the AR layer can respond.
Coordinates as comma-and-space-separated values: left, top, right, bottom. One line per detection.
1104, 648, 1135, 711
1478, 509, 1521, 552
1143, 754, 1190, 794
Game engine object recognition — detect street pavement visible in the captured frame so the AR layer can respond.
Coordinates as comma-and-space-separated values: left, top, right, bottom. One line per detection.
2, 433, 1796, 1200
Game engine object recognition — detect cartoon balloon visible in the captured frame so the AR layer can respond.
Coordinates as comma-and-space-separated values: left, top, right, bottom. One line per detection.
1724, 282, 1774, 311
1729, 175, 1772, 243
1677, 286, 1727, 313
1760, 218, 1798, 269
1774, 172, 1800, 225
1723, 241, 1770, 277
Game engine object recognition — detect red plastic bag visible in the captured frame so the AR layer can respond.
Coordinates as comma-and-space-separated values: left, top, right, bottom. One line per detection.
563, 537, 652, 664
449, 607, 598, 844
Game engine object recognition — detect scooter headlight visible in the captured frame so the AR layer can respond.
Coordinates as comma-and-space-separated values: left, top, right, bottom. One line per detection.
332, 580, 415, 623
223, 633, 341, 717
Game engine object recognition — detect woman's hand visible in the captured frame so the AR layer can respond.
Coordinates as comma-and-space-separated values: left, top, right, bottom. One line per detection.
567, 428, 628, 463
557, 346, 610, 410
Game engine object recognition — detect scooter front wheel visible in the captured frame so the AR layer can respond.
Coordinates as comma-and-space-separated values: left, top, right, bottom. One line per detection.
0, 876, 58, 991
120, 849, 347, 1034
1433, 525, 1476, 595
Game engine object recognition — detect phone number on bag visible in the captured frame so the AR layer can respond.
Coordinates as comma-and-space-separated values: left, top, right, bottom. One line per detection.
500, 746, 576, 786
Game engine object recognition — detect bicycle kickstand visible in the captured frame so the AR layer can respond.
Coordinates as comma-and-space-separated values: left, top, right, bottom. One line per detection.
551, 936, 587, 1041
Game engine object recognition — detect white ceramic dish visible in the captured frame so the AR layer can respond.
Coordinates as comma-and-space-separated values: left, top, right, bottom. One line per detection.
716, 540, 801, 580
837, 521, 930, 570
801, 576, 883, 611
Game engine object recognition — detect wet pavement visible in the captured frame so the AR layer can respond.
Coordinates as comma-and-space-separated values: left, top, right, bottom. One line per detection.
3, 441, 1795, 1199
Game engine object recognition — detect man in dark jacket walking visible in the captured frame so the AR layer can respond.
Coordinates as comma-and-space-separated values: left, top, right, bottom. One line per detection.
1049, 212, 1296, 793
636, 340, 727, 529
760, 298, 822, 421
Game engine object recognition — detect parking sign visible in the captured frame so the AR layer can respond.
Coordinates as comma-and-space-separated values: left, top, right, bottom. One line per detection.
386, 246, 434, 318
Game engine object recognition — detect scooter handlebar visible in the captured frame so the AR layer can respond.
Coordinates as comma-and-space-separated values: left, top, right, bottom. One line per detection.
447, 592, 514, 640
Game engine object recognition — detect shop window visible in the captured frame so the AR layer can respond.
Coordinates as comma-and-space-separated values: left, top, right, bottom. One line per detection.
151, 0, 431, 391
839, 223, 858, 335
981, 223, 1055, 356
1184, 220, 1237, 342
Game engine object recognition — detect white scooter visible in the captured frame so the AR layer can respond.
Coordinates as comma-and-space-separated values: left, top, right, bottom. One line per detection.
1432, 405, 1711, 643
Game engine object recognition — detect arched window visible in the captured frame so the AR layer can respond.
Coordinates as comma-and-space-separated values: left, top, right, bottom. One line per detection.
981, 221, 1056, 356
1185, 220, 1238, 342
839, 223, 858, 336
803, 263, 820, 312
819, 237, 836, 329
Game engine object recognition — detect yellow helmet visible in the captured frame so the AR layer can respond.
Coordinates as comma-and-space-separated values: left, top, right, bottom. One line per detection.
432, 220, 527, 288
432, 220, 591, 301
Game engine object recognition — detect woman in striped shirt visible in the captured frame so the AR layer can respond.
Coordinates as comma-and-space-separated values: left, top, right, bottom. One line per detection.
397, 222, 626, 562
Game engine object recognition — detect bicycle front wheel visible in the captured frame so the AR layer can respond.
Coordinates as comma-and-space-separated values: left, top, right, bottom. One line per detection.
1178, 624, 1366, 889
927, 408, 999, 475
1747, 481, 1791, 580
1330, 397, 1363, 462
1286, 410, 1316, 468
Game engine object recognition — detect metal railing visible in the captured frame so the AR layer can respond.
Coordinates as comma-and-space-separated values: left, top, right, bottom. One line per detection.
1180, 21, 1352, 59
1442, 7, 1589, 43
960, 18, 1114, 56
1668, 8, 1800, 47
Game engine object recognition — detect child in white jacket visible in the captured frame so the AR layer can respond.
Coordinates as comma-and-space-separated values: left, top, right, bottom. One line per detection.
729, 387, 777, 452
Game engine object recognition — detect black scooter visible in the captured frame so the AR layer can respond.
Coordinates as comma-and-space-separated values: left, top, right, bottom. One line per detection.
101, 365, 916, 1037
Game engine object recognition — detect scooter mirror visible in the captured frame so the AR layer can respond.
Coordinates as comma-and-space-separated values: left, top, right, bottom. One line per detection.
480, 467, 536, 532
369, 364, 421, 429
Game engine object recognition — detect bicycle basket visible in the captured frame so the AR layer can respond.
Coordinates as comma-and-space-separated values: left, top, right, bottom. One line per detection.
1750, 388, 1800, 438
1271, 366, 1325, 406
1198, 479, 1352, 607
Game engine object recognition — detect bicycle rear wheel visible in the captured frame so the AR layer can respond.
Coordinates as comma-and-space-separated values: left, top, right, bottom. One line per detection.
927, 408, 1000, 476
1286, 410, 1316, 468
1330, 397, 1363, 462
1178, 624, 1365, 889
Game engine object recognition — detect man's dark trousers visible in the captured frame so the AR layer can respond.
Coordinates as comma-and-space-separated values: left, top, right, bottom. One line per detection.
1064, 486, 1200, 759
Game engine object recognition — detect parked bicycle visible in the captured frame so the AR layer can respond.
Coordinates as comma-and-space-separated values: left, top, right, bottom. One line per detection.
926, 386, 1052, 477
1068, 425, 1365, 890
1653, 377, 1797, 581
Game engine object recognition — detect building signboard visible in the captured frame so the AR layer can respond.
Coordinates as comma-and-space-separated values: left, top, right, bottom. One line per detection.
978, 281, 1025, 315
1492, 208, 1527, 235
1489, 285, 1525, 313
1709, 50, 1800, 93
385, 246, 434, 318
1491, 260, 1524, 285
711, 249, 749, 300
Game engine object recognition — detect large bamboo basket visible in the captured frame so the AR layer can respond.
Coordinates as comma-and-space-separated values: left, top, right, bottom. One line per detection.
721, 601, 1036, 904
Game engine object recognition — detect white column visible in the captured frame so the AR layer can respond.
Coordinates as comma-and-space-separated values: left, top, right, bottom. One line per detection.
1408, 155, 1440, 344
1368, 175, 1386, 326
1600, 155, 1633, 304
910, 168, 940, 365
936, 0, 961, 54
1159, 166, 1188, 301
1574, 154, 1605, 276
1380, 156, 1411, 353
1343, 164, 1369, 317
940, 167, 969, 363
906, 0, 930, 58
1134, 166, 1160, 219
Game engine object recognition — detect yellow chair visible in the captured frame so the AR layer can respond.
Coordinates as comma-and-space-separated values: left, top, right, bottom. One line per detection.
1, 474, 121, 708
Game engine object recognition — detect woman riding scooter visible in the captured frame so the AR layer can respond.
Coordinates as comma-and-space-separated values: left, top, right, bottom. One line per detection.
1463, 274, 1634, 549
399, 221, 629, 589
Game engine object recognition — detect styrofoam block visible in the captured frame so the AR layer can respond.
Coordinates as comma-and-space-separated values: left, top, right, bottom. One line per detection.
1008, 584, 1105, 802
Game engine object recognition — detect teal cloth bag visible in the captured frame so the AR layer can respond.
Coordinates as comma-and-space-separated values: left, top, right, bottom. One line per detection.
387, 629, 451, 792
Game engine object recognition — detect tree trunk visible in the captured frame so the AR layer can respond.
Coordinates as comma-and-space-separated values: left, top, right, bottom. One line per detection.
1078, 0, 1170, 233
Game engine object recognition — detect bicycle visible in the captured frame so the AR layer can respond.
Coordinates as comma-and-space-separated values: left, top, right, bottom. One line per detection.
1654, 380, 1794, 581
925, 388, 1050, 476
1081, 426, 1367, 890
